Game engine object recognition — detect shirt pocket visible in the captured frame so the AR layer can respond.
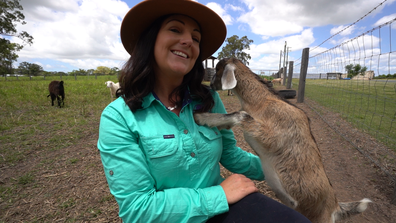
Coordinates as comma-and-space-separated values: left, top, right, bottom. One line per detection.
140, 135, 178, 158
197, 125, 223, 163
140, 135, 182, 180
197, 125, 222, 141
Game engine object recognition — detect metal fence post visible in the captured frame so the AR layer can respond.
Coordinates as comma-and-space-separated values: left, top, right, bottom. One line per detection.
297, 48, 309, 103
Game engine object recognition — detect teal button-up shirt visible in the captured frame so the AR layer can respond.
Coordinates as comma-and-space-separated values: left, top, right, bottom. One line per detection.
97, 90, 264, 223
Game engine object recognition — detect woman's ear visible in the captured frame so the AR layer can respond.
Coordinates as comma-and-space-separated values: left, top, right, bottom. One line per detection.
221, 64, 237, 90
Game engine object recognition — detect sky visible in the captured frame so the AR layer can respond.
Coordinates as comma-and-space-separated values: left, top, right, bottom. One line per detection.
5, 0, 396, 74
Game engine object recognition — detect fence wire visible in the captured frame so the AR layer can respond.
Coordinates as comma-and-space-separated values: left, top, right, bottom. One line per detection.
293, 17, 396, 184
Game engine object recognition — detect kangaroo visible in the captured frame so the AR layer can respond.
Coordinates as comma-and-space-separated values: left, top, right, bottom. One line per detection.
194, 58, 371, 223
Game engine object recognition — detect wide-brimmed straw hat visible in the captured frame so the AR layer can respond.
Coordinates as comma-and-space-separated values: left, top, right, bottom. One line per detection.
120, 0, 227, 60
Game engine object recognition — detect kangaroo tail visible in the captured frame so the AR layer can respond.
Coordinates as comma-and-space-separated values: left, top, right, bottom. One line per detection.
334, 198, 371, 221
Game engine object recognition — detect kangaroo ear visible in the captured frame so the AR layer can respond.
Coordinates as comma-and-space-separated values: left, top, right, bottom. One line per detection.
221, 64, 237, 90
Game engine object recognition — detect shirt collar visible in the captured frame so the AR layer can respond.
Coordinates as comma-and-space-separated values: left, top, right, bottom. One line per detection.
141, 87, 193, 110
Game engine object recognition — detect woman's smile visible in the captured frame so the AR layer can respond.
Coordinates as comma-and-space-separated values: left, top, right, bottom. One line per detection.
171, 50, 188, 58
154, 14, 201, 78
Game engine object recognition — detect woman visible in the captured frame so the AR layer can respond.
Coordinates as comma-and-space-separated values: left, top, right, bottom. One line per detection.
98, 0, 311, 222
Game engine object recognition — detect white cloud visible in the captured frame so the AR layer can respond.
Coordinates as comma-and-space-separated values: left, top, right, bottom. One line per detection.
226, 4, 244, 12
248, 29, 315, 57
58, 58, 124, 70
249, 54, 282, 70
330, 25, 356, 36
15, 0, 130, 70
206, 2, 233, 25
246, 29, 315, 70
373, 13, 396, 27
8, 0, 394, 74
238, 0, 386, 37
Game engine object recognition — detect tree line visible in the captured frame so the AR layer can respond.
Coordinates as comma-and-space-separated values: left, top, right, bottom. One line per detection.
9, 62, 121, 77
345, 64, 396, 79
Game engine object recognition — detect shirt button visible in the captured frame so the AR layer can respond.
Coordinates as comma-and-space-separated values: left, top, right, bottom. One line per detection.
215, 131, 218, 135
184, 129, 188, 134
109, 170, 114, 176
190, 152, 195, 157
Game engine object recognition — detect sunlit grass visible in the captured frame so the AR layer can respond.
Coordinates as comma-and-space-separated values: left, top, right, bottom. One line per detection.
0, 75, 118, 165
293, 78, 396, 150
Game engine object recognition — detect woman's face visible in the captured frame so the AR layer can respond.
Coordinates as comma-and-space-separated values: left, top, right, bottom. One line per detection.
153, 14, 201, 78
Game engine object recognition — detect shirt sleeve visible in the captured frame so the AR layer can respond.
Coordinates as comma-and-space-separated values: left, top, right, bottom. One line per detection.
211, 92, 265, 181
97, 106, 229, 223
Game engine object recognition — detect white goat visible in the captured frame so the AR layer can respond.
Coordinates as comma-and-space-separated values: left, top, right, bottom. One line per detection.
194, 58, 371, 223
272, 77, 283, 85
105, 81, 120, 98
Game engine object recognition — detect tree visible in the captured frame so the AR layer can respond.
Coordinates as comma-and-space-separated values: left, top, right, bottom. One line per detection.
29, 63, 43, 76
76, 69, 88, 76
0, 38, 21, 75
110, 67, 120, 76
94, 66, 111, 75
217, 35, 253, 65
18, 61, 43, 76
345, 64, 367, 78
87, 69, 94, 76
0, 0, 33, 76
18, 61, 30, 75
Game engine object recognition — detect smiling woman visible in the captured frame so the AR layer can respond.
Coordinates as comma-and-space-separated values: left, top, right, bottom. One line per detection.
96, 0, 311, 223
153, 15, 201, 87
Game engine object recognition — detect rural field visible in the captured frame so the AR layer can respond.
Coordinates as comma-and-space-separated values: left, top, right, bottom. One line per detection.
1, 77, 395, 222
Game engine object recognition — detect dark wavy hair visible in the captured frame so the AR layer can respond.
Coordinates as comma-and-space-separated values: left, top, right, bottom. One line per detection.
117, 14, 214, 113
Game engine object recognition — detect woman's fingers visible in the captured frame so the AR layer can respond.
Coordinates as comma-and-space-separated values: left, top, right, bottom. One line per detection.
220, 174, 258, 204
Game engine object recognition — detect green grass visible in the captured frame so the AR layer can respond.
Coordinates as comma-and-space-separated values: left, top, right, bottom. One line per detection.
293, 78, 396, 150
0, 75, 118, 166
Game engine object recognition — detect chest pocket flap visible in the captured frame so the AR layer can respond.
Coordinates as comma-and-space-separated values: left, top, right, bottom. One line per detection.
140, 135, 178, 159
197, 126, 222, 141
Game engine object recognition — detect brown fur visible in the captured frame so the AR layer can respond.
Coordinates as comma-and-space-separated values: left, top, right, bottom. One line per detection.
47, 80, 65, 108
194, 58, 370, 223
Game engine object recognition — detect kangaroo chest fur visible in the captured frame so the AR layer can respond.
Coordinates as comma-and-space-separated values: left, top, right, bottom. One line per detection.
243, 131, 298, 208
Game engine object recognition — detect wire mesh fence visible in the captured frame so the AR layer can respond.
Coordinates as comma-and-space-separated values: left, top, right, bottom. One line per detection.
292, 16, 396, 194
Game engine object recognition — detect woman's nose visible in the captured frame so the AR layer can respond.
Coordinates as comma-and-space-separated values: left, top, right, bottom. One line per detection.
180, 34, 193, 47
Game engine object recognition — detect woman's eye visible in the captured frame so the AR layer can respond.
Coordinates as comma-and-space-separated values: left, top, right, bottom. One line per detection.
170, 28, 180, 33
193, 38, 200, 43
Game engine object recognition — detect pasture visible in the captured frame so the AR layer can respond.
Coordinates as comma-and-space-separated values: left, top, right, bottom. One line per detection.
0, 77, 395, 222
0, 76, 120, 222
301, 79, 396, 150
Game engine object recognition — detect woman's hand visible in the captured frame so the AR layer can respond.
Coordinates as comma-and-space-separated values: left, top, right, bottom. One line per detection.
220, 174, 258, 205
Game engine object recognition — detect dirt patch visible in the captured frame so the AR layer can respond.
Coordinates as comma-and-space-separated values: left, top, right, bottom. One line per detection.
1, 89, 395, 222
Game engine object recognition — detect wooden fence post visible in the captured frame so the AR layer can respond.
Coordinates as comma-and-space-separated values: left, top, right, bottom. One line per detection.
282, 65, 287, 86
297, 48, 309, 103
286, 61, 293, 89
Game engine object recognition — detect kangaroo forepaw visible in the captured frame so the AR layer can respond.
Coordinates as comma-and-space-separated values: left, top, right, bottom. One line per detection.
194, 111, 253, 130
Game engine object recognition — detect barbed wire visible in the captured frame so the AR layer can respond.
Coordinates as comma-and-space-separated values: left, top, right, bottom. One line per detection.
310, 17, 396, 59
310, 0, 389, 53
297, 16, 396, 192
